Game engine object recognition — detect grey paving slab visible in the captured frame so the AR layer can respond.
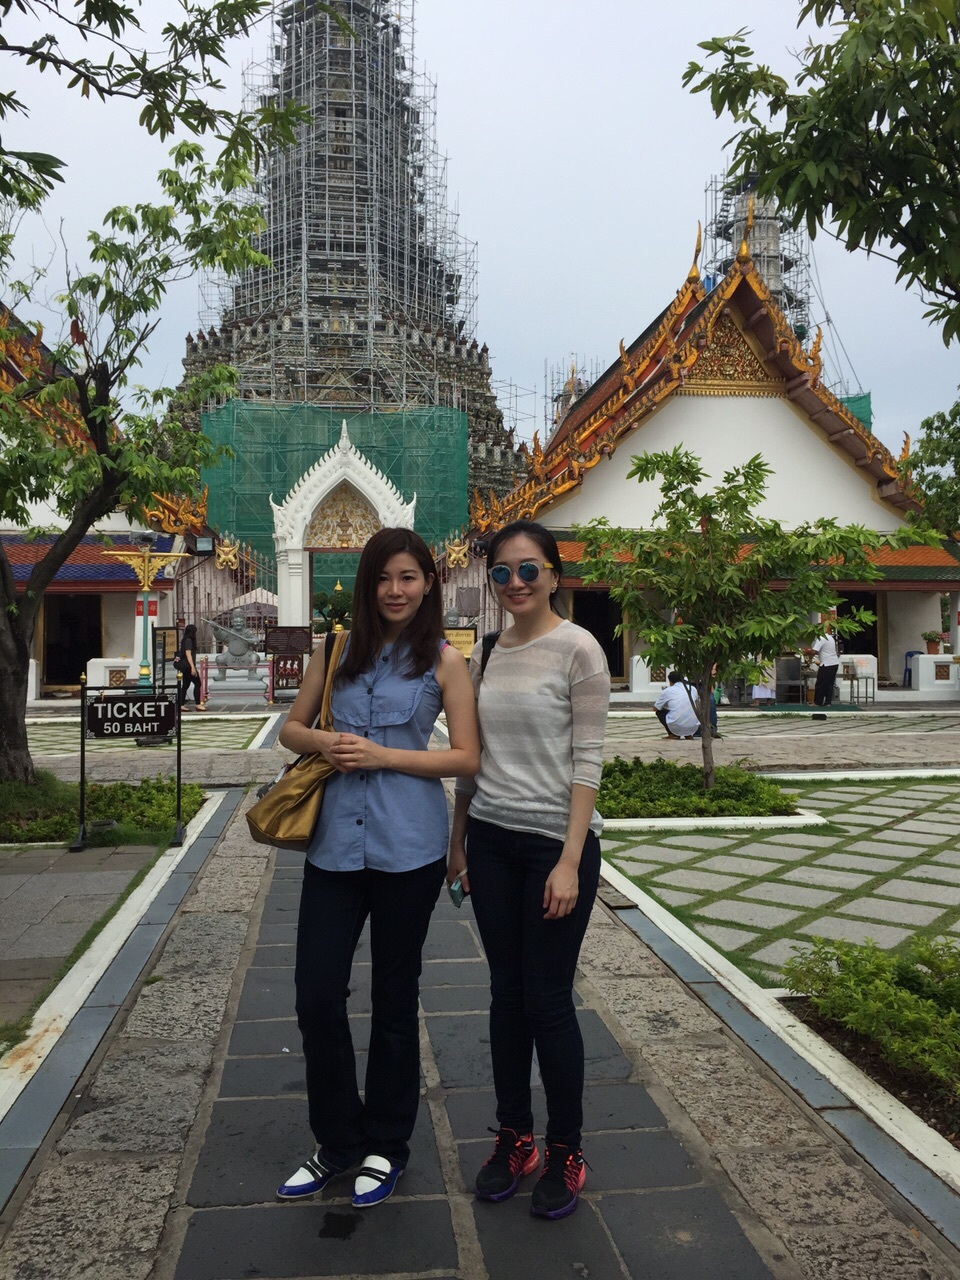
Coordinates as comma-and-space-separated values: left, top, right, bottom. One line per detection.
783, 866, 872, 889
749, 937, 813, 967
799, 916, 912, 947
652, 869, 746, 891
874, 828, 945, 846
87, 922, 166, 1008
765, 832, 843, 848
419, 958, 490, 987
653, 888, 702, 906
419, 984, 489, 1013
616, 843, 708, 864
235, 967, 297, 1022
739, 882, 839, 908
174, 1200, 458, 1279
697, 855, 785, 875
878, 877, 960, 905
838, 897, 944, 927
219, 1053, 311, 1099
693, 900, 802, 929
844, 842, 913, 861
3, 921, 88, 959
616, 910, 714, 983
188, 1098, 443, 1207
696, 923, 759, 951
598, 1185, 777, 1280
610, 858, 662, 876
0, 873, 31, 900
445, 1082, 666, 1139
228, 1017, 307, 1057
934, 850, 960, 866
733, 842, 814, 861
905, 863, 960, 884
471, 1198, 628, 1280
658, 834, 737, 849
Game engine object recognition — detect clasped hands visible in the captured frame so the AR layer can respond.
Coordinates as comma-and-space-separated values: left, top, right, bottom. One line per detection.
324, 732, 386, 772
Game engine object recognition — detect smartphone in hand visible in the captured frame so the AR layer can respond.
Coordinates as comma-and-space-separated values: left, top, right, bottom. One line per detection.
448, 876, 466, 908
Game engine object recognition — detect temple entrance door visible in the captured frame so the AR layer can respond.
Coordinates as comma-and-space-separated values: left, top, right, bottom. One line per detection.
43, 594, 102, 688
572, 589, 625, 681
837, 591, 878, 657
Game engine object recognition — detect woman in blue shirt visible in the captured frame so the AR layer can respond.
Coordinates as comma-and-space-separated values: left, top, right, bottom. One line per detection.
276, 528, 479, 1209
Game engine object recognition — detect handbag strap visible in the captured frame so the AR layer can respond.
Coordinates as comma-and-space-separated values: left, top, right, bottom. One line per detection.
318, 628, 349, 731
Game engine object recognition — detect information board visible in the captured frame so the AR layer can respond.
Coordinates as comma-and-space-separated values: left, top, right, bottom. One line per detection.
443, 627, 478, 660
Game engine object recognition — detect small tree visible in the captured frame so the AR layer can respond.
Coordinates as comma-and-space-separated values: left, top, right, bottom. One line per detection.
577, 449, 935, 788
903, 394, 960, 537
0, 0, 326, 784
683, 1, 960, 343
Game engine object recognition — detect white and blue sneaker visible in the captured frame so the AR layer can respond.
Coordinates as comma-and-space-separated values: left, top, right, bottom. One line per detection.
277, 1151, 346, 1199
352, 1155, 404, 1208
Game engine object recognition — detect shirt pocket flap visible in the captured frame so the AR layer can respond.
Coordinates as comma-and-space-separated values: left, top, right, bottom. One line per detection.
369, 693, 419, 728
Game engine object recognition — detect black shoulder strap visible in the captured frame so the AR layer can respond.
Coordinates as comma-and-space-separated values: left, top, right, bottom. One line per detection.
479, 630, 501, 677
324, 629, 337, 664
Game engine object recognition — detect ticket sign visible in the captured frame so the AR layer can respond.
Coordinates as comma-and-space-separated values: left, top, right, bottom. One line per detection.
86, 694, 177, 738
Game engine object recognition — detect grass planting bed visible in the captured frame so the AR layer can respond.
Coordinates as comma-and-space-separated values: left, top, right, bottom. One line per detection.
598, 757, 798, 819
0, 771, 205, 844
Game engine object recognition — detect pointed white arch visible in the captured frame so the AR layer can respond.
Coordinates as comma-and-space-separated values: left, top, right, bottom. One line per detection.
270, 420, 417, 626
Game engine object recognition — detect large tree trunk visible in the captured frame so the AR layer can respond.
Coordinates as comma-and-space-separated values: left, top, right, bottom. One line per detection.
0, 649, 35, 784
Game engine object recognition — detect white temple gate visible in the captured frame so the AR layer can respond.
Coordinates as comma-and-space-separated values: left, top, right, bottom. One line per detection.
270, 421, 416, 626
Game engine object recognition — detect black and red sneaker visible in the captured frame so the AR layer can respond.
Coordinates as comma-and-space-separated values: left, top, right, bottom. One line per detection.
475, 1126, 540, 1201
530, 1143, 587, 1219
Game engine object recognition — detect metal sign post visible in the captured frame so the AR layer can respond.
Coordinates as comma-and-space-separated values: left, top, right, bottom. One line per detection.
69, 674, 88, 852
171, 672, 184, 846
72, 684, 183, 853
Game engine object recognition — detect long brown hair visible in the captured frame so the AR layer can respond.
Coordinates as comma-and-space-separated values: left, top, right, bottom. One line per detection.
337, 527, 444, 682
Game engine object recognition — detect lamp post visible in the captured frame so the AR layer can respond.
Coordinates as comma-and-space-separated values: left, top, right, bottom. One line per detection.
103, 543, 191, 688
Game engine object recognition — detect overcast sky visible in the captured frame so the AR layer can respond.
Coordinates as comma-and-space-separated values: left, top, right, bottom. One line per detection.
5, 0, 958, 459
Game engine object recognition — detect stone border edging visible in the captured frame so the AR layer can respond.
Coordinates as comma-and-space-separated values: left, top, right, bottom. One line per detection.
0, 790, 243, 1212
604, 810, 826, 832
600, 859, 960, 1250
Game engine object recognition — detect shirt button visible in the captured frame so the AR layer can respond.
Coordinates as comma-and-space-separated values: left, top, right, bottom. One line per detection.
359, 774, 365, 780
363, 731, 369, 737
356, 818, 363, 826
367, 688, 373, 695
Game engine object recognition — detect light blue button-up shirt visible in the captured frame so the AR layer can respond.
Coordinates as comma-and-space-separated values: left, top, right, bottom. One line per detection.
307, 641, 448, 873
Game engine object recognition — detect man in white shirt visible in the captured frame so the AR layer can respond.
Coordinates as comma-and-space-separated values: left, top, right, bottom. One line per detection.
811, 624, 840, 706
654, 672, 700, 738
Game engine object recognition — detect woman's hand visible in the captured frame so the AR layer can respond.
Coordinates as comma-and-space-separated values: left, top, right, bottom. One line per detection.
543, 857, 579, 920
328, 732, 388, 772
447, 841, 469, 892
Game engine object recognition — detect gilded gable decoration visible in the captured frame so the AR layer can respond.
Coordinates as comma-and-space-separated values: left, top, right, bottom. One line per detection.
306, 481, 381, 548
681, 312, 784, 397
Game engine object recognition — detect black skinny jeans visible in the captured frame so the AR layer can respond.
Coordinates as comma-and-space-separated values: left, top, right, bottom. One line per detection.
177, 671, 202, 707
294, 856, 445, 1168
466, 816, 601, 1149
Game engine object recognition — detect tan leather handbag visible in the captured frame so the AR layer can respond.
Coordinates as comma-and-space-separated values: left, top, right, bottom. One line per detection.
246, 629, 349, 850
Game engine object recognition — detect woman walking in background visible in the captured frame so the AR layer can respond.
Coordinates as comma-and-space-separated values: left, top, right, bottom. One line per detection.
176, 624, 205, 711
277, 528, 479, 1209
448, 519, 610, 1219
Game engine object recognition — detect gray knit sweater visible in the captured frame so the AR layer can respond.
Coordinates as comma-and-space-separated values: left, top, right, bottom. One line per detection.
456, 619, 610, 839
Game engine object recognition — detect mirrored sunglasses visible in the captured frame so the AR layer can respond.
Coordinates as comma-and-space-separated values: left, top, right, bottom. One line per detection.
488, 560, 554, 586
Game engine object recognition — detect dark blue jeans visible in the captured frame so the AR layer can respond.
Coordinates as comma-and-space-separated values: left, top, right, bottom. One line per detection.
466, 817, 601, 1148
294, 856, 445, 1167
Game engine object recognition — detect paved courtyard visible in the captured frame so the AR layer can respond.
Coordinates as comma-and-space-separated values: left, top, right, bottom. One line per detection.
603, 777, 960, 982
26, 715, 268, 755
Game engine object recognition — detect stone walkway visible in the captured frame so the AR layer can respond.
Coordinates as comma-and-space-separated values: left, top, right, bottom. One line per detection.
26, 715, 268, 756
1, 795, 956, 1280
0, 843, 156, 1030
603, 777, 960, 982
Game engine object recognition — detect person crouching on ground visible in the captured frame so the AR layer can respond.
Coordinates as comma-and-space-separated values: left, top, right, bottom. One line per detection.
653, 671, 700, 739
276, 528, 480, 1209
447, 519, 610, 1220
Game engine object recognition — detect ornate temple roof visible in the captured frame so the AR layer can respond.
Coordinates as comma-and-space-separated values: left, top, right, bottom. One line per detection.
470, 234, 918, 534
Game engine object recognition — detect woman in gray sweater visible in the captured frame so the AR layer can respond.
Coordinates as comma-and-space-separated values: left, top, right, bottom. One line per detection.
449, 519, 610, 1220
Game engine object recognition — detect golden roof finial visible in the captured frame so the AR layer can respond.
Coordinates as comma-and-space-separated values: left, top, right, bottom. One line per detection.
737, 194, 755, 264
687, 222, 703, 282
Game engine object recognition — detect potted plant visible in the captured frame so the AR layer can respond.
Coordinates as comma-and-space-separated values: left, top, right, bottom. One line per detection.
921, 629, 946, 654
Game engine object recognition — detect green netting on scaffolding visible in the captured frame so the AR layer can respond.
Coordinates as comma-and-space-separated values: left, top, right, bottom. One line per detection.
840, 391, 873, 432
201, 402, 469, 587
